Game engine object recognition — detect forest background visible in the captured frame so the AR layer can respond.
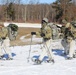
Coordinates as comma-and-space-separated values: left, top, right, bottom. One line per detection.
0, 0, 76, 24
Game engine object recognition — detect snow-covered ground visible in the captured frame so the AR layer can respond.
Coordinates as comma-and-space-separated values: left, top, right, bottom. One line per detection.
0, 23, 76, 75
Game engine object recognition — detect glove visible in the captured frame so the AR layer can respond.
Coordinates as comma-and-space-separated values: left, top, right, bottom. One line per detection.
40, 33, 45, 37
2, 37, 6, 40
31, 32, 36, 35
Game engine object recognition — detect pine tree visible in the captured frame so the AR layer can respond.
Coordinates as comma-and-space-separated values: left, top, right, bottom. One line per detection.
52, 0, 72, 22
6, 3, 15, 21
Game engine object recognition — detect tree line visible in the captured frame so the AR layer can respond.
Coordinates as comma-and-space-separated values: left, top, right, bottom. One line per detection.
0, 0, 76, 23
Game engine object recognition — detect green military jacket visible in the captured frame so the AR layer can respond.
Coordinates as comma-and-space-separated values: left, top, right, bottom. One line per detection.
41, 25, 52, 39
0, 27, 8, 38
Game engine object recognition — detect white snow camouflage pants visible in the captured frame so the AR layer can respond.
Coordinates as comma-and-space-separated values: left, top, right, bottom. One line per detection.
39, 39, 54, 61
0, 37, 12, 58
61, 38, 76, 57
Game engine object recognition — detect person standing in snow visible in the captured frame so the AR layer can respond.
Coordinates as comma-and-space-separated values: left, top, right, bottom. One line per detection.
0, 25, 13, 60
0, 24, 18, 60
61, 19, 76, 59
32, 18, 54, 64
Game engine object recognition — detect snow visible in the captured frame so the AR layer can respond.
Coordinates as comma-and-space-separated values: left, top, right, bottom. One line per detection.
1, 23, 76, 75
4, 22, 41, 28
0, 39, 76, 75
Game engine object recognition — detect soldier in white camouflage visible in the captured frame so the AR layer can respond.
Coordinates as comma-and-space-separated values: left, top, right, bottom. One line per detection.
33, 18, 54, 64
0, 25, 13, 60
0, 24, 18, 60
61, 19, 76, 59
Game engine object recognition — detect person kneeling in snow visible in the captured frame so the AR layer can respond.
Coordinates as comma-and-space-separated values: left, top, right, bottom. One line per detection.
32, 18, 54, 64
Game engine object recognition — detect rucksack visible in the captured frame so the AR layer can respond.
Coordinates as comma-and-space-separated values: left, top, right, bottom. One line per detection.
8, 24, 18, 31
48, 23, 59, 39
7, 24, 18, 41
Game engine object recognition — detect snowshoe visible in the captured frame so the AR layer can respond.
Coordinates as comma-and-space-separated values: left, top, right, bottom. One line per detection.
6, 57, 13, 60
73, 51, 76, 58
31, 55, 48, 63
73, 54, 76, 58
31, 56, 42, 65
34, 59, 42, 65
31, 55, 55, 64
66, 57, 73, 60
61, 52, 67, 56
0, 55, 7, 61
0, 55, 4, 60
46, 59, 55, 63
31, 57, 42, 65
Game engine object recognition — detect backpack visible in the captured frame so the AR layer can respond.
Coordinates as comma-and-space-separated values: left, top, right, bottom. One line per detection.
7, 24, 18, 41
8, 24, 18, 31
48, 23, 59, 39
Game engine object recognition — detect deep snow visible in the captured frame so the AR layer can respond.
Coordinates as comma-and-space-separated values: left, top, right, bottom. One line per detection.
0, 23, 76, 75
0, 38, 76, 75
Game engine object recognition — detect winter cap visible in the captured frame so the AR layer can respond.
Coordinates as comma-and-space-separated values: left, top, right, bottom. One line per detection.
42, 18, 48, 23
62, 19, 67, 24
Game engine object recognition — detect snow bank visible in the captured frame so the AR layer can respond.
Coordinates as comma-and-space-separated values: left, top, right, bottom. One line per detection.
4, 22, 41, 28
0, 40, 76, 75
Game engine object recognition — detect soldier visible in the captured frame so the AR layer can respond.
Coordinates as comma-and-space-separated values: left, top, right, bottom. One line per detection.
0, 24, 18, 60
32, 18, 54, 64
0, 25, 13, 60
61, 19, 76, 59
0, 25, 4, 59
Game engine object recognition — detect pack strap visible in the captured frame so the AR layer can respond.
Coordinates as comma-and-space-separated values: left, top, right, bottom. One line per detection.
0, 38, 3, 46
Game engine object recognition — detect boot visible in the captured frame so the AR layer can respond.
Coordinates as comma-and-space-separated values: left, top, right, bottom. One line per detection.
73, 54, 76, 58
66, 57, 73, 60
6, 57, 13, 60
51, 59, 55, 63
0, 55, 4, 59
73, 51, 76, 58
34, 59, 42, 64
47, 59, 55, 63
61, 52, 67, 56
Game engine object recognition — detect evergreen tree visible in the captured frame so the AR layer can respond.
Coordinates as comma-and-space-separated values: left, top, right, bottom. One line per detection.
7, 3, 15, 20
52, 0, 72, 22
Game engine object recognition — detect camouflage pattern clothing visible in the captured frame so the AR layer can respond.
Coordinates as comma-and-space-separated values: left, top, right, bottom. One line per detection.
0, 27, 8, 39
0, 26, 12, 60
41, 24, 52, 40
35, 18, 54, 64
61, 21, 76, 59
70, 22, 76, 39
